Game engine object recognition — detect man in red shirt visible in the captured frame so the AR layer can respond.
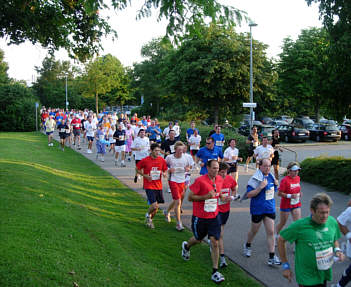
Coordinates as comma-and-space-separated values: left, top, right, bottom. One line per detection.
181, 159, 226, 284
71, 114, 82, 150
136, 143, 168, 229
217, 162, 237, 268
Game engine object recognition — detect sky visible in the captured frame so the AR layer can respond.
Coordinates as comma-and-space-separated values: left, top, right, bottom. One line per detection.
0, 0, 322, 84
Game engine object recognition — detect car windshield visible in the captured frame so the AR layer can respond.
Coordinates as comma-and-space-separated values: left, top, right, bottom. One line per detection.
305, 123, 314, 129
325, 125, 338, 131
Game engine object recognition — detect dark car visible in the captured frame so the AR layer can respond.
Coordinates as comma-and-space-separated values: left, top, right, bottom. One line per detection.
277, 124, 310, 143
340, 124, 351, 141
275, 115, 293, 124
238, 121, 263, 136
292, 117, 315, 130
257, 125, 275, 139
259, 117, 274, 124
270, 120, 288, 127
309, 123, 341, 142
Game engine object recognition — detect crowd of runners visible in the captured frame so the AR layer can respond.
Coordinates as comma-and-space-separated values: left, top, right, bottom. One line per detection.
41, 107, 351, 287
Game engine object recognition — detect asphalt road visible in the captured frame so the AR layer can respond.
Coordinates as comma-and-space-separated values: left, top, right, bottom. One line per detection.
50, 132, 351, 287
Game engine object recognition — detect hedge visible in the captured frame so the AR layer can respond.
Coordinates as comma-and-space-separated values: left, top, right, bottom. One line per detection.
300, 156, 351, 193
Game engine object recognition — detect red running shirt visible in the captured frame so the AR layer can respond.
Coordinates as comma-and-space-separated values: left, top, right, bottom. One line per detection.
190, 174, 223, 219
218, 175, 237, 213
136, 156, 168, 190
279, 175, 301, 209
71, 118, 81, 129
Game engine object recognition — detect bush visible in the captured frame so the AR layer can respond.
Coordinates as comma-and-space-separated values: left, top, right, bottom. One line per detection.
0, 83, 40, 131
300, 156, 351, 193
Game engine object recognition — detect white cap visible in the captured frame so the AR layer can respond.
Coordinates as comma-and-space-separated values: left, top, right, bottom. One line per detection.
290, 165, 301, 171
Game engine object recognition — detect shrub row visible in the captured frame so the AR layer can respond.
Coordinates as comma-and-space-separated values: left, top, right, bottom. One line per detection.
300, 156, 351, 193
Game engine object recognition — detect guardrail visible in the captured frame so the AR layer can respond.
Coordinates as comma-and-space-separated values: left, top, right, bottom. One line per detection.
280, 146, 298, 162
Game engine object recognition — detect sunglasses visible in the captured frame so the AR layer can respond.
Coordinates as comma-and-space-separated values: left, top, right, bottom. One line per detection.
206, 142, 212, 145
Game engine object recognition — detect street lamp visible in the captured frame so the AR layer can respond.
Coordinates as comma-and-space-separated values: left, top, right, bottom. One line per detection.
65, 74, 68, 111
249, 22, 257, 130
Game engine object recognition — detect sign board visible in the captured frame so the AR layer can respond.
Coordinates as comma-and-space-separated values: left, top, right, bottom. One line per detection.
35, 102, 39, 108
66, 101, 69, 106
243, 102, 257, 108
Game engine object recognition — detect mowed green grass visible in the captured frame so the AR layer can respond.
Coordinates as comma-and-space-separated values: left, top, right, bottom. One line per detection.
0, 132, 262, 287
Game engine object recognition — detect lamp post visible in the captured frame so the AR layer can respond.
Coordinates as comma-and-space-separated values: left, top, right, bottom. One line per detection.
65, 75, 68, 111
249, 22, 257, 130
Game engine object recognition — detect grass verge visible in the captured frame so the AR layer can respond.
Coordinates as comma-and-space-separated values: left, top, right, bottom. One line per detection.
0, 132, 262, 287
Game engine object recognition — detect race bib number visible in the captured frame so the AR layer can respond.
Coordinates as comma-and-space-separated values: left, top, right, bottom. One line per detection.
99, 135, 104, 141
156, 135, 161, 140
291, 194, 300, 205
219, 188, 230, 205
253, 141, 258, 147
204, 198, 217, 212
60, 128, 65, 133
170, 145, 175, 153
316, 247, 333, 270
265, 187, 274, 200
216, 140, 223, 146
119, 135, 125, 141
65, 129, 70, 133
150, 170, 161, 180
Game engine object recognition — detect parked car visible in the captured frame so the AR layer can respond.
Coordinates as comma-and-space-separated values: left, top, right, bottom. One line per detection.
257, 125, 275, 139
277, 124, 310, 143
270, 120, 288, 127
309, 123, 341, 142
340, 124, 351, 141
292, 117, 315, 130
259, 117, 274, 124
275, 115, 293, 125
238, 120, 263, 136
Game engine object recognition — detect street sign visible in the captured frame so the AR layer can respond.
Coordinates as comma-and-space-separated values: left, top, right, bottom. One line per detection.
35, 102, 39, 108
243, 102, 257, 108
66, 101, 69, 106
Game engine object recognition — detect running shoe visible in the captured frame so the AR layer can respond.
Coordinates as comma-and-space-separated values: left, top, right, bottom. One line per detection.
77, 146, 81, 150
267, 255, 281, 266
134, 176, 138, 183
220, 257, 228, 268
163, 210, 171, 223
208, 239, 212, 253
211, 271, 225, 284
121, 162, 126, 167
243, 244, 251, 257
167, 188, 171, 193
176, 223, 184, 231
114, 160, 118, 166
181, 241, 190, 261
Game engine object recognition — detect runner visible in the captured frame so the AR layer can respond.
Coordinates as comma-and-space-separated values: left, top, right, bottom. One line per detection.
217, 162, 237, 268
163, 122, 173, 140
245, 126, 260, 172
161, 130, 177, 157
113, 123, 126, 167
131, 129, 150, 183
146, 120, 162, 144
188, 128, 201, 164
125, 124, 134, 162
173, 120, 181, 141
271, 129, 283, 179
275, 162, 302, 242
332, 204, 351, 287
211, 125, 225, 151
71, 114, 82, 150
243, 158, 281, 266
95, 124, 106, 162
196, 137, 223, 175
254, 136, 274, 168
181, 159, 225, 284
108, 124, 116, 153
81, 114, 87, 143
223, 138, 242, 184
164, 141, 192, 231
136, 143, 168, 229
44, 115, 56, 146
278, 193, 345, 287
85, 117, 96, 154
57, 118, 69, 151
186, 121, 199, 142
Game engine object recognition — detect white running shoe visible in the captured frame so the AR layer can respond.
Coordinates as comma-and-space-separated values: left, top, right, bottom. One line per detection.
267, 255, 281, 266
181, 241, 190, 260
211, 271, 225, 284
243, 244, 251, 257
176, 223, 184, 231
167, 188, 171, 193
163, 210, 171, 223
220, 256, 228, 268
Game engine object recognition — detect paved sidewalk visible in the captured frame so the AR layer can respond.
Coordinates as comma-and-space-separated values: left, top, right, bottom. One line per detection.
51, 132, 350, 287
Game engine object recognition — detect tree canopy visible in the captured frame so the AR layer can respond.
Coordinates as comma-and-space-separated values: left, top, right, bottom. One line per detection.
0, 1, 245, 61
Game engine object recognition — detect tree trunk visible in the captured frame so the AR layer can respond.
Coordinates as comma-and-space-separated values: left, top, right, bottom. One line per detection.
315, 96, 320, 123
214, 105, 219, 125
96, 92, 99, 114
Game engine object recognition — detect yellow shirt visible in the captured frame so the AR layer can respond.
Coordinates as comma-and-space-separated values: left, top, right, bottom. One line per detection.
45, 119, 56, 132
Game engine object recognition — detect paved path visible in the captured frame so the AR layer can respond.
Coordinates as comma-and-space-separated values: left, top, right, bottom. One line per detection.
51, 133, 350, 287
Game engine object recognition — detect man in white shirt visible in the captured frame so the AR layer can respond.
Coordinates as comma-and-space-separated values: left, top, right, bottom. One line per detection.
131, 129, 150, 183
85, 117, 96, 153
254, 136, 274, 168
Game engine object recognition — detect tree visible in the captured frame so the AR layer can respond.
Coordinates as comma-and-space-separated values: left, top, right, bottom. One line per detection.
0, 49, 9, 84
82, 54, 128, 113
0, 1, 245, 61
277, 28, 330, 120
160, 24, 275, 124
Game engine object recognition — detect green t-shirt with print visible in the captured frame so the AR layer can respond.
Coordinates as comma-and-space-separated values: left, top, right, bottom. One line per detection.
280, 216, 341, 286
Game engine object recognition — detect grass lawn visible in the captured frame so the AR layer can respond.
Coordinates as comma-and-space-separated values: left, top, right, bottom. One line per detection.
0, 132, 262, 287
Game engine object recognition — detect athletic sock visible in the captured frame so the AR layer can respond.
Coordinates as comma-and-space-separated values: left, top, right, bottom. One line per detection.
246, 243, 251, 248
212, 268, 218, 274
269, 252, 274, 259
220, 254, 225, 258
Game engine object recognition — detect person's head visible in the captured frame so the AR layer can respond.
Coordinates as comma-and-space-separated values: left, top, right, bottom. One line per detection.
216, 125, 221, 134
169, 129, 175, 140
310, 193, 333, 224
207, 159, 219, 178
262, 136, 268, 146
174, 141, 185, 156
138, 129, 145, 138
150, 143, 161, 158
252, 126, 257, 134
228, 138, 236, 148
258, 158, 271, 175
168, 121, 173, 127
138, 121, 142, 126
111, 125, 116, 130
218, 162, 229, 179
118, 124, 123, 130
191, 121, 195, 129
273, 129, 279, 138
194, 128, 198, 136
205, 137, 215, 149
151, 120, 155, 127
287, 162, 301, 178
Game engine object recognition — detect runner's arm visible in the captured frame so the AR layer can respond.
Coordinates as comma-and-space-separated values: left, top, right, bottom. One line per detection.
277, 235, 292, 282
188, 190, 215, 202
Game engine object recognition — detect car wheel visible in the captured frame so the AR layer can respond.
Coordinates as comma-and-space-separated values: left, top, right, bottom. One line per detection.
285, 135, 289, 142
346, 134, 349, 141
316, 135, 320, 142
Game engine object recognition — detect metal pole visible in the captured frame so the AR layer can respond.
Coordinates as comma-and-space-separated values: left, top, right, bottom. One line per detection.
65, 75, 68, 111
249, 22, 257, 130
35, 105, 38, 131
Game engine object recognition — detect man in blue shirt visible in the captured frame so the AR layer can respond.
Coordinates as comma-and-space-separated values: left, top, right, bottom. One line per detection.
196, 137, 223, 175
211, 126, 225, 151
243, 158, 281, 266
186, 121, 199, 141
146, 120, 162, 143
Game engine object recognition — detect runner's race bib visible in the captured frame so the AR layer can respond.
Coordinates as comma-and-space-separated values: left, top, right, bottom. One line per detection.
65, 129, 70, 133
253, 141, 258, 147
216, 140, 223, 146
119, 135, 125, 141
291, 194, 300, 205
316, 247, 334, 270
219, 188, 230, 205
156, 135, 161, 140
170, 145, 175, 153
60, 128, 65, 133
99, 135, 104, 141
265, 187, 274, 200
204, 198, 217, 212
150, 170, 161, 180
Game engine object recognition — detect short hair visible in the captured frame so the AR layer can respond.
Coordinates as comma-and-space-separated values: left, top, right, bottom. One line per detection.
310, 193, 333, 211
206, 159, 218, 168
206, 137, 214, 143
169, 129, 175, 133
137, 129, 145, 136
258, 158, 271, 167
228, 138, 236, 145
150, 143, 160, 151
219, 162, 229, 171
174, 141, 185, 150
262, 136, 268, 140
